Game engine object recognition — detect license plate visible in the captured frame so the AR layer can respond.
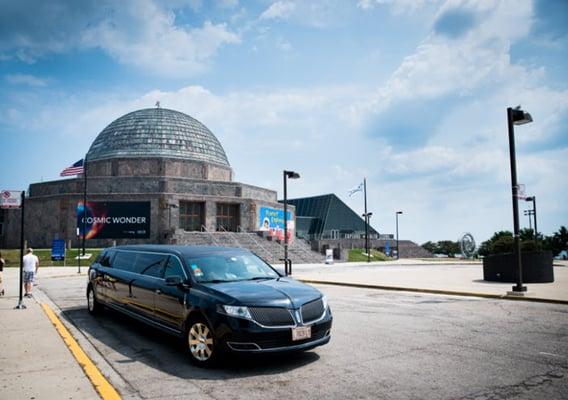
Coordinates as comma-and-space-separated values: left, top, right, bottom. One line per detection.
292, 326, 311, 341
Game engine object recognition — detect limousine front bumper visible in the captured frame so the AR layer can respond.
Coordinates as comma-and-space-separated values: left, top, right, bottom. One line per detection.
213, 309, 333, 353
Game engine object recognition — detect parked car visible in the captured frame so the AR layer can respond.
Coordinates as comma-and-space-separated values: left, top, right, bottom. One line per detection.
87, 245, 332, 366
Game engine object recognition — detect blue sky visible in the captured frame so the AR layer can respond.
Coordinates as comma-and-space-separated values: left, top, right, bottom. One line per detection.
1, 0, 567, 244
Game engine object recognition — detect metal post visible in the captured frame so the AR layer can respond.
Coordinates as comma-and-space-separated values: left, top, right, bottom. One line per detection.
81, 155, 87, 262
532, 197, 538, 250
396, 212, 399, 260
507, 107, 526, 292
524, 210, 532, 232
364, 178, 369, 263
77, 226, 81, 274
15, 191, 26, 309
283, 171, 288, 274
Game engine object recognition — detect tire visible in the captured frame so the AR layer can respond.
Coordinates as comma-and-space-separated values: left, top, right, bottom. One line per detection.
87, 285, 103, 315
186, 317, 218, 367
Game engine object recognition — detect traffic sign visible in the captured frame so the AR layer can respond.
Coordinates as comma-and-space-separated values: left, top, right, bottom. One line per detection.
0, 190, 22, 209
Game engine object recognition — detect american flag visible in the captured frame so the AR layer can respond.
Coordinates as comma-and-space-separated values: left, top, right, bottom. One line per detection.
60, 159, 84, 176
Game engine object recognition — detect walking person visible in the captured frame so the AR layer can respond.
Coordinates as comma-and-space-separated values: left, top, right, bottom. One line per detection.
0, 251, 5, 296
23, 248, 39, 298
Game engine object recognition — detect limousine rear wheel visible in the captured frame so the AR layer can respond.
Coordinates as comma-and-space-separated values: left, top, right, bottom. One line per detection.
87, 285, 103, 315
187, 318, 217, 366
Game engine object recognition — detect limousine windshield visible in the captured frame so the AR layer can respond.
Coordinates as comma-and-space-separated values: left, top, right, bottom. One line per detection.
186, 253, 279, 283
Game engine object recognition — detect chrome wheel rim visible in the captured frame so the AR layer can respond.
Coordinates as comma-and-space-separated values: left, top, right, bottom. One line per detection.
188, 323, 214, 361
87, 289, 94, 312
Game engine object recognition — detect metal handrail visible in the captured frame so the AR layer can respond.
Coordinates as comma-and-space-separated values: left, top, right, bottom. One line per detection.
200, 225, 220, 246
218, 226, 242, 248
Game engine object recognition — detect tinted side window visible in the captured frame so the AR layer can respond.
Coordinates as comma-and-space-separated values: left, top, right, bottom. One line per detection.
112, 251, 138, 272
164, 256, 185, 278
139, 253, 167, 278
100, 250, 115, 267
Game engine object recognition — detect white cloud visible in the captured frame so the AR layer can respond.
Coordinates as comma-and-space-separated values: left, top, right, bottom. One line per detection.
0, 0, 240, 77
357, 0, 438, 14
5, 73, 48, 87
259, 1, 296, 20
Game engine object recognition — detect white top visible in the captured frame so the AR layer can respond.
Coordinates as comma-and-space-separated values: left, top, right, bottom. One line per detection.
23, 254, 39, 272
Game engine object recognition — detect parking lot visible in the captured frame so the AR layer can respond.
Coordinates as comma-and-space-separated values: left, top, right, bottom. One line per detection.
37, 273, 568, 400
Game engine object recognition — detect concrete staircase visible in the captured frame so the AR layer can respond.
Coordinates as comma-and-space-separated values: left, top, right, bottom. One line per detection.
172, 231, 324, 264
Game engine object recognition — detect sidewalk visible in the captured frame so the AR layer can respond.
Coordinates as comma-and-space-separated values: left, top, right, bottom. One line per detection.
290, 259, 568, 304
0, 268, 100, 400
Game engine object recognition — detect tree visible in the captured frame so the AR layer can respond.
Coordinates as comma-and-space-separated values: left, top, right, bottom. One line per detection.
437, 240, 460, 257
550, 226, 568, 256
421, 241, 437, 254
478, 231, 512, 256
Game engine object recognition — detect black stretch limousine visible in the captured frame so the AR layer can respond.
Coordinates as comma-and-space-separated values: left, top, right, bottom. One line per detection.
87, 245, 332, 366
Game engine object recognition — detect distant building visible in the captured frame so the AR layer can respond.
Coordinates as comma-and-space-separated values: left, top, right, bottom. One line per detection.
283, 194, 379, 240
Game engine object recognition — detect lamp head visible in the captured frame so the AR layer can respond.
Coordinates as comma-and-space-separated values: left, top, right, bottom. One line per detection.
525, 196, 534, 202
284, 170, 300, 179
396, 211, 403, 215
511, 106, 533, 125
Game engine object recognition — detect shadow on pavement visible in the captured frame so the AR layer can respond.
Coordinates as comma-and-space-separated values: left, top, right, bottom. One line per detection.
60, 305, 320, 380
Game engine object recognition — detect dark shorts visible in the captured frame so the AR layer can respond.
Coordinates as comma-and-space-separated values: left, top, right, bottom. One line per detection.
23, 271, 35, 283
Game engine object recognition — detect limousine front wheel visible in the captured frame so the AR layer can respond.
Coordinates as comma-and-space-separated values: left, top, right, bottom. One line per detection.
87, 285, 103, 315
187, 318, 217, 366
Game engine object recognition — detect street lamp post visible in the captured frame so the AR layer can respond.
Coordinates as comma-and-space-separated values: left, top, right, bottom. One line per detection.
525, 196, 538, 249
362, 212, 373, 262
396, 211, 403, 260
283, 170, 300, 275
507, 106, 533, 293
523, 209, 533, 232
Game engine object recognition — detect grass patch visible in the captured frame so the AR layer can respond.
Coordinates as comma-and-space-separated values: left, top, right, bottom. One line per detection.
348, 248, 391, 262
0, 248, 103, 267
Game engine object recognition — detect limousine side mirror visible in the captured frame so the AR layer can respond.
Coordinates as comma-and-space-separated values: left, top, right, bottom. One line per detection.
165, 275, 183, 286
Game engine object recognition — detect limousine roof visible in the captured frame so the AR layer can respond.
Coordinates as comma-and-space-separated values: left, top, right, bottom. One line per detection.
107, 245, 252, 258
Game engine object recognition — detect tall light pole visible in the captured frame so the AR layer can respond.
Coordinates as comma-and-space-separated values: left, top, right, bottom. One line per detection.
362, 212, 373, 262
523, 209, 533, 232
396, 211, 403, 260
283, 170, 300, 274
507, 106, 533, 293
525, 196, 538, 249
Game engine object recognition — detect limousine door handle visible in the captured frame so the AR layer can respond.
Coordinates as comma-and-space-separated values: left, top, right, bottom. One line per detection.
155, 289, 162, 295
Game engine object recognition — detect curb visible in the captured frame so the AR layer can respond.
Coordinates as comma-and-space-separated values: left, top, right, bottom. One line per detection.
298, 279, 568, 305
41, 303, 122, 400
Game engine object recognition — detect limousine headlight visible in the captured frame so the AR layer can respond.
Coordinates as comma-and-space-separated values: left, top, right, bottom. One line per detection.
222, 305, 252, 320
322, 295, 329, 311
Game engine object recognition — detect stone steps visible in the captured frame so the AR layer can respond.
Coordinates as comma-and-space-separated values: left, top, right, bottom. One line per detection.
172, 231, 323, 264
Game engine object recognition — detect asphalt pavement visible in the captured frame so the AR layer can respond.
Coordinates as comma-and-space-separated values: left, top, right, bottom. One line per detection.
0, 259, 566, 399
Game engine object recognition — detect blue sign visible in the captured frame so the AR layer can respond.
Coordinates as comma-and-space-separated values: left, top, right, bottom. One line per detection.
51, 239, 66, 261
385, 240, 390, 256
258, 207, 293, 241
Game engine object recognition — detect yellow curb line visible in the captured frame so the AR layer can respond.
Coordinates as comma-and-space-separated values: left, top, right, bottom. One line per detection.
299, 280, 568, 305
41, 304, 121, 400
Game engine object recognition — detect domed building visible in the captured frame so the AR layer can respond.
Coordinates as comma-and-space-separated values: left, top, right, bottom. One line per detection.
1, 108, 288, 249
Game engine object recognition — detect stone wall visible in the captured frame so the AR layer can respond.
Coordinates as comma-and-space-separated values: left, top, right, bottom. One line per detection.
2, 174, 287, 248
86, 157, 232, 182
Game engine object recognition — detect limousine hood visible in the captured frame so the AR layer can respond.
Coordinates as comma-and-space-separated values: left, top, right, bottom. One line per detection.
201, 278, 321, 308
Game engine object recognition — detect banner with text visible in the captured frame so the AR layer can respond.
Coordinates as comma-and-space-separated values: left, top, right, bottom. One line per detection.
258, 207, 294, 242
77, 201, 151, 239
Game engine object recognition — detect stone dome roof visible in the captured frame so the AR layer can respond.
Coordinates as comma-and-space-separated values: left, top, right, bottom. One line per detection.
86, 108, 230, 166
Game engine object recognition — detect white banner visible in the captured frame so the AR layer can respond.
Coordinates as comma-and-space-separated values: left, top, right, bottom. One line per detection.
0, 190, 22, 209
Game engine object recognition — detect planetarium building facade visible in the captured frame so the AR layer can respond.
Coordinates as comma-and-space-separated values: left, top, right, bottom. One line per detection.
1, 108, 287, 248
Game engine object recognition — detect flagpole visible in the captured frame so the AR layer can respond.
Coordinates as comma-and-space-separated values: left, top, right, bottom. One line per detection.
81, 155, 87, 272
364, 178, 369, 263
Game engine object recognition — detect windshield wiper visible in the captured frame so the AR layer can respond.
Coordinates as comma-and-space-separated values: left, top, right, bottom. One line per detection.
248, 276, 276, 281
201, 279, 234, 283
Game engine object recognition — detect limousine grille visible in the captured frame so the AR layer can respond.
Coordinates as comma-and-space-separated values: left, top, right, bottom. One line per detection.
301, 298, 325, 324
248, 307, 295, 327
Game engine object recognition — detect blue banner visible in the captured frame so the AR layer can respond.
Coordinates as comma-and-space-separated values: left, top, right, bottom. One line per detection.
258, 207, 294, 241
